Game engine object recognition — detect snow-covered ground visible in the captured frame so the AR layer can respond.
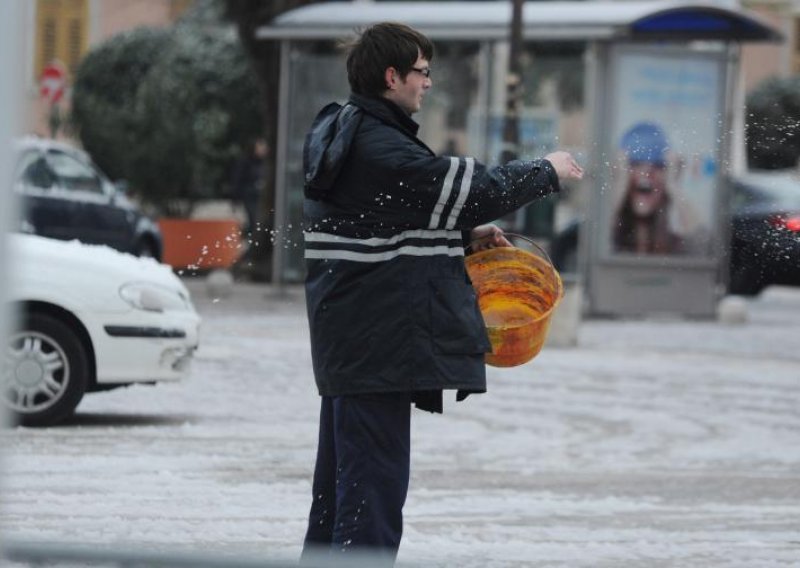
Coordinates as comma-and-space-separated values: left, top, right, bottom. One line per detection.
2, 281, 799, 567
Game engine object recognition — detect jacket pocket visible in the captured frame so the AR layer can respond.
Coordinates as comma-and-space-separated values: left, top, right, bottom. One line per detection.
430, 278, 491, 355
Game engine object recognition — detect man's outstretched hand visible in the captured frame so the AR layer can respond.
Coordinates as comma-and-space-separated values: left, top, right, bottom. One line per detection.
545, 151, 584, 181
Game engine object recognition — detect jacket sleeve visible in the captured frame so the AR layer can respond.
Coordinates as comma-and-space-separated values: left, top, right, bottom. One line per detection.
374, 144, 560, 231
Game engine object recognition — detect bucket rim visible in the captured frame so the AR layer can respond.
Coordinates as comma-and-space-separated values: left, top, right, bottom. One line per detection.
467, 246, 564, 328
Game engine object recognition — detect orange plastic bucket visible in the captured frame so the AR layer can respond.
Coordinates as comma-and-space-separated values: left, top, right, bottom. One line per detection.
465, 234, 563, 367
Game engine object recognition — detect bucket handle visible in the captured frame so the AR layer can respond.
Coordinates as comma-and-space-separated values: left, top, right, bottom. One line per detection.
468, 231, 560, 289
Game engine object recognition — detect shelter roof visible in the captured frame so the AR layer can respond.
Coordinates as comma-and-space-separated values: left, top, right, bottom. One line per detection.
255, 1, 782, 42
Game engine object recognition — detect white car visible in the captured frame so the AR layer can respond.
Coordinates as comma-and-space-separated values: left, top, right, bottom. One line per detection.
4, 234, 200, 426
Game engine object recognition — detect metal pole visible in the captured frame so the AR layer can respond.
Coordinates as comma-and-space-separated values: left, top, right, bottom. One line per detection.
270, 39, 291, 296
476, 40, 492, 163
0, 1, 25, 431
3, 539, 395, 567
583, 41, 611, 316
500, 0, 523, 164
718, 42, 741, 293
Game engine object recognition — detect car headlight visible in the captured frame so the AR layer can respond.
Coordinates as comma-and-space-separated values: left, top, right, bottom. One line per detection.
119, 282, 190, 312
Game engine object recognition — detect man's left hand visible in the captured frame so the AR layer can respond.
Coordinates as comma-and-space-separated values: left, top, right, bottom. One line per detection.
470, 224, 512, 251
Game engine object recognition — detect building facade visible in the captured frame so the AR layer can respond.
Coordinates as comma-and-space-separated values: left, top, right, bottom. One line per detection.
741, 0, 800, 87
23, 0, 193, 138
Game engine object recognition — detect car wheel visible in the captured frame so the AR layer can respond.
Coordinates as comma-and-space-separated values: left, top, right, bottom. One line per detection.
3, 313, 89, 426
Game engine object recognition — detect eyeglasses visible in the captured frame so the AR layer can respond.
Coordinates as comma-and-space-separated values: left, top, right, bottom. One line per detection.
409, 66, 432, 78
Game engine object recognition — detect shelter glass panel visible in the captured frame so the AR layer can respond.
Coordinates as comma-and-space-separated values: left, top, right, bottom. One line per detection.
282, 43, 349, 281
495, 42, 587, 237
417, 41, 486, 157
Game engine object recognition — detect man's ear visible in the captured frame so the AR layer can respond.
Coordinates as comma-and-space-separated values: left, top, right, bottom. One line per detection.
384, 67, 397, 90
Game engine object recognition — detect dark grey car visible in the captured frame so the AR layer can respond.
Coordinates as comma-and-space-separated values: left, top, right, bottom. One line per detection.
729, 171, 800, 295
13, 137, 162, 260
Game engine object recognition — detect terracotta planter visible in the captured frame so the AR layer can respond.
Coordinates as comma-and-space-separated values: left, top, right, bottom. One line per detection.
158, 218, 243, 270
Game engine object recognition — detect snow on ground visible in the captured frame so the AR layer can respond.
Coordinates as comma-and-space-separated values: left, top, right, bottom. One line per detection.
2, 281, 799, 567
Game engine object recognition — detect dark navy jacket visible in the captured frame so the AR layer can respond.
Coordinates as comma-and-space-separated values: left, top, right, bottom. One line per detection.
303, 93, 560, 405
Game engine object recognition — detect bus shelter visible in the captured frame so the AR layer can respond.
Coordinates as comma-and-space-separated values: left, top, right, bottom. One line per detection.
256, 1, 780, 317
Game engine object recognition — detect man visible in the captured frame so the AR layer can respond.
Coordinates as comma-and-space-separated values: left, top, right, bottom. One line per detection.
300, 22, 582, 563
230, 138, 268, 238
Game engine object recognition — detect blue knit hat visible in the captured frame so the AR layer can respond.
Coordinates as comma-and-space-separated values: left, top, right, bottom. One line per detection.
620, 122, 669, 166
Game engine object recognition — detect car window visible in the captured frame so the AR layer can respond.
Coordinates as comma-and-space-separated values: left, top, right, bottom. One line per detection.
735, 173, 800, 209
730, 183, 762, 209
46, 150, 105, 195
17, 152, 56, 190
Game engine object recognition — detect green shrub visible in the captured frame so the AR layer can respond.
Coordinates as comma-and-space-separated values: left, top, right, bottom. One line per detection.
746, 75, 800, 170
71, 19, 263, 217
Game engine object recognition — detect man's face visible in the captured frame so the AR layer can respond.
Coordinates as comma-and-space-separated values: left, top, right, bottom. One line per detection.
627, 162, 668, 217
384, 54, 431, 115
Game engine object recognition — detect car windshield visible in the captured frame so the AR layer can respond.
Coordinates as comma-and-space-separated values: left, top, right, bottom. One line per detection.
737, 172, 800, 208
47, 150, 105, 195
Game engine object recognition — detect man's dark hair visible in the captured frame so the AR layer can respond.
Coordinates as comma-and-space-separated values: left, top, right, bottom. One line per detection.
345, 22, 434, 97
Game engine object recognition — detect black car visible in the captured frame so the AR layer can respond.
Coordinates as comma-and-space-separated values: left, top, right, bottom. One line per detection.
13, 137, 162, 260
729, 171, 800, 295
549, 171, 800, 296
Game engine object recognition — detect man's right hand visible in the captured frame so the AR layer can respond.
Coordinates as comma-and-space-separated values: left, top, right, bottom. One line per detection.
545, 151, 584, 181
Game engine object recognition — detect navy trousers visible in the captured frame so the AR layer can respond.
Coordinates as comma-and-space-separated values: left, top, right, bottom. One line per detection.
301, 393, 411, 563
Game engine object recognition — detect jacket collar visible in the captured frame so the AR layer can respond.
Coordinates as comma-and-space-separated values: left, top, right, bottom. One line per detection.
348, 93, 420, 138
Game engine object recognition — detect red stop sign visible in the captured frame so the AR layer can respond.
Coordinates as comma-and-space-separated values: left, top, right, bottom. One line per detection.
40, 61, 67, 105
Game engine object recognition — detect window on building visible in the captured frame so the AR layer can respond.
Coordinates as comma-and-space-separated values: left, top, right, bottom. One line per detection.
35, 0, 88, 80
170, 0, 195, 21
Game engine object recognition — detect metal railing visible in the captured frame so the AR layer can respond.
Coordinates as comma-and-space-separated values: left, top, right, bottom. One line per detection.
3, 540, 294, 567
3, 540, 402, 567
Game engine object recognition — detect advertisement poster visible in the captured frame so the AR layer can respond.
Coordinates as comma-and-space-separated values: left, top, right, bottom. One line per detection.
607, 50, 723, 257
